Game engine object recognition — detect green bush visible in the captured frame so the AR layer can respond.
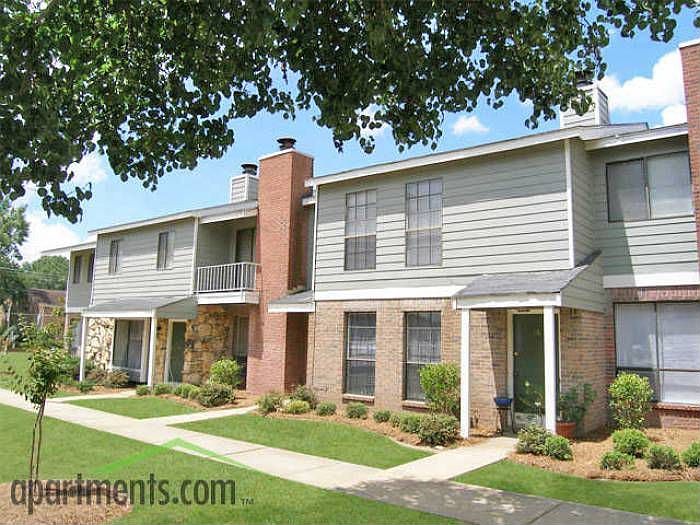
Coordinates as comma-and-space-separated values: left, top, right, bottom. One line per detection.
373, 409, 392, 423
419, 363, 459, 416
173, 383, 195, 398
345, 402, 368, 419
600, 450, 635, 470
544, 435, 573, 461
284, 399, 311, 414
103, 369, 129, 388
682, 442, 700, 468
153, 383, 173, 396
389, 412, 402, 428
135, 385, 150, 396
417, 414, 459, 446
208, 359, 242, 389
558, 383, 595, 429
647, 445, 681, 470
516, 424, 551, 455
197, 382, 234, 407
258, 392, 284, 415
77, 380, 95, 393
608, 373, 653, 430
187, 385, 201, 400
316, 402, 336, 416
612, 428, 650, 457
86, 367, 107, 384
398, 413, 423, 434
289, 385, 318, 409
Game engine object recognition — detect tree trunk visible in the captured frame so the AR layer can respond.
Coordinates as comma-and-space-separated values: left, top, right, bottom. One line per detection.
27, 400, 45, 515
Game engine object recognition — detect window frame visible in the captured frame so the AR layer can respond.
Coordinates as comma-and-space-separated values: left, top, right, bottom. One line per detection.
344, 189, 377, 271
605, 151, 693, 223
614, 301, 700, 404
405, 178, 443, 267
108, 239, 121, 275
156, 231, 173, 270
72, 255, 82, 284
404, 311, 442, 402
343, 312, 377, 397
87, 252, 94, 283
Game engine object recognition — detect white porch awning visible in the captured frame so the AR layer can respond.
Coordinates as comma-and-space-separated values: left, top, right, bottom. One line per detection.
82, 296, 197, 319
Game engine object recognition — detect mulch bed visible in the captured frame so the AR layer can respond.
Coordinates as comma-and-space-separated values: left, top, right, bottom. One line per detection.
0, 482, 131, 525
148, 389, 258, 411
511, 427, 700, 481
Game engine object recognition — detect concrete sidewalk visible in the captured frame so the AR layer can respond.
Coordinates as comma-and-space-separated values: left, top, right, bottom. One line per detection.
0, 388, 683, 525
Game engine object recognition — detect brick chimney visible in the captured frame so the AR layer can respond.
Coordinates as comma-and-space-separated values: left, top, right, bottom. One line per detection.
680, 39, 700, 262
247, 139, 313, 393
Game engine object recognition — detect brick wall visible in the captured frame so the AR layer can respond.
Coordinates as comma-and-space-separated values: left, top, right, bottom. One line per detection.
680, 40, 700, 256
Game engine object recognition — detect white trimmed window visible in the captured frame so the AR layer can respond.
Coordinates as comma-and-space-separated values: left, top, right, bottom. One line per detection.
344, 313, 376, 396
606, 152, 692, 222
87, 252, 94, 283
406, 178, 442, 266
344, 190, 376, 271
615, 303, 700, 405
156, 231, 173, 270
405, 312, 441, 401
108, 239, 121, 275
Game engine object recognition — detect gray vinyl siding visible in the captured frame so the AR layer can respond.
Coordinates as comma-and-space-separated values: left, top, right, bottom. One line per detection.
561, 256, 607, 312
591, 135, 698, 277
91, 219, 196, 302
195, 217, 257, 268
314, 143, 570, 291
66, 249, 94, 310
570, 139, 596, 264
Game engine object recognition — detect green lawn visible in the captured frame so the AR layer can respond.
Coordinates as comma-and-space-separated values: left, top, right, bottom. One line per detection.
68, 396, 199, 419
456, 460, 699, 523
0, 405, 455, 524
0, 351, 30, 388
178, 413, 430, 469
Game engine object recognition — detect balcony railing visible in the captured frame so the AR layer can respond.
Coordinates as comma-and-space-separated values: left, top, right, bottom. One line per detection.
195, 262, 258, 293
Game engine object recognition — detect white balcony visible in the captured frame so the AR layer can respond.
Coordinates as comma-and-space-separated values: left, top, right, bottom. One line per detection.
195, 262, 259, 304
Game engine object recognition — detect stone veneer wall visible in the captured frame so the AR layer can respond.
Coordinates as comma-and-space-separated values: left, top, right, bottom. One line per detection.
153, 319, 169, 384
85, 317, 114, 369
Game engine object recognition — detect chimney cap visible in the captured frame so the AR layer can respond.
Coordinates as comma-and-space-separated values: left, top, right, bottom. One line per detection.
241, 163, 258, 176
277, 137, 297, 150
574, 69, 594, 87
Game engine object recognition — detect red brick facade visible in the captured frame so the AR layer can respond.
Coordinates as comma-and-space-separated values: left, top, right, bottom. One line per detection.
680, 40, 700, 255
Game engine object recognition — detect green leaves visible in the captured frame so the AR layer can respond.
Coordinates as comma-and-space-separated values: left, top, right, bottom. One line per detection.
0, 1, 696, 222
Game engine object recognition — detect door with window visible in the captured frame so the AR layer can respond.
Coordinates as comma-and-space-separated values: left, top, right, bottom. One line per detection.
168, 322, 187, 383
235, 228, 256, 263
113, 320, 144, 381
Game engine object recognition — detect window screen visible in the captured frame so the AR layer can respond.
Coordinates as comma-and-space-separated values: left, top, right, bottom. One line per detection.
109, 240, 121, 275
344, 313, 376, 396
344, 190, 376, 270
405, 312, 441, 401
156, 231, 172, 270
406, 179, 442, 266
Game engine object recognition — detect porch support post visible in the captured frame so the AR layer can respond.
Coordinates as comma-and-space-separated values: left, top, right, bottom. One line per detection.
543, 305, 557, 433
460, 308, 470, 438
78, 316, 88, 381
147, 313, 157, 387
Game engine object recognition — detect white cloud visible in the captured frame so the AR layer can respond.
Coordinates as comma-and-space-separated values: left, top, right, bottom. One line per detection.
599, 50, 686, 124
20, 212, 82, 262
357, 106, 387, 139
452, 115, 489, 135
67, 151, 110, 185
661, 103, 687, 126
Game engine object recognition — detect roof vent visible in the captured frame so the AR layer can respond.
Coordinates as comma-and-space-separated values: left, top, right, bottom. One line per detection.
277, 137, 296, 150
241, 163, 258, 176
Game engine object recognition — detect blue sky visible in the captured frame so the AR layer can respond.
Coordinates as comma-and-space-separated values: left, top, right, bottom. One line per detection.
20, 12, 698, 260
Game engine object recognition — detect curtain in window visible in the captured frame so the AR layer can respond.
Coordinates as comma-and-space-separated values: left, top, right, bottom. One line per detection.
405, 312, 441, 401
345, 313, 376, 396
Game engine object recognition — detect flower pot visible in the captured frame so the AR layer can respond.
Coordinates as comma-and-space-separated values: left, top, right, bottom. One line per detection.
556, 421, 576, 439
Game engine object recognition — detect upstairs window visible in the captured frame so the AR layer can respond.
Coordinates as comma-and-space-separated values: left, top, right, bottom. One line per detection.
344, 190, 376, 271
156, 231, 173, 270
108, 240, 121, 275
606, 152, 692, 222
72, 255, 82, 284
406, 179, 442, 266
87, 252, 94, 283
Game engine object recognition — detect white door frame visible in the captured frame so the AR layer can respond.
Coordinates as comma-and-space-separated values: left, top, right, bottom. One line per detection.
164, 319, 188, 383
109, 318, 150, 383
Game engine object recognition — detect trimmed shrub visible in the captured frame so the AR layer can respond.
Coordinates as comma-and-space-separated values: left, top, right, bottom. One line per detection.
516, 424, 551, 455
316, 402, 336, 416
417, 414, 459, 446
173, 383, 196, 398
86, 367, 107, 384
420, 363, 459, 416
389, 412, 402, 428
373, 409, 392, 423
187, 385, 201, 400
209, 359, 242, 389
600, 450, 635, 470
682, 442, 700, 468
78, 380, 95, 393
608, 373, 653, 430
103, 370, 129, 388
345, 402, 368, 419
197, 383, 234, 407
153, 383, 173, 396
284, 399, 311, 414
135, 385, 150, 396
544, 435, 573, 461
290, 385, 319, 409
647, 445, 681, 470
258, 392, 283, 415
612, 429, 650, 457
398, 413, 423, 434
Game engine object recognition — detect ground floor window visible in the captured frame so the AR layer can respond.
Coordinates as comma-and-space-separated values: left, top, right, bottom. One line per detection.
404, 312, 441, 401
615, 302, 700, 405
344, 313, 376, 396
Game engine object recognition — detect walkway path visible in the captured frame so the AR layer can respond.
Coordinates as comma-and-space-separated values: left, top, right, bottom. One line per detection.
0, 389, 681, 525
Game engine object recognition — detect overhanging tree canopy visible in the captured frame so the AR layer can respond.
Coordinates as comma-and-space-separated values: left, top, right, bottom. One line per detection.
1, 1, 697, 222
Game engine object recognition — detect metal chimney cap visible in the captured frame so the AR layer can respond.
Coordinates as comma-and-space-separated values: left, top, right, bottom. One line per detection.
277, 137, 297, 150
241, 163, 258, 175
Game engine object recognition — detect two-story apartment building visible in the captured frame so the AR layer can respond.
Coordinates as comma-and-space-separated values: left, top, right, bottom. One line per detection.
52, 39, 700, 437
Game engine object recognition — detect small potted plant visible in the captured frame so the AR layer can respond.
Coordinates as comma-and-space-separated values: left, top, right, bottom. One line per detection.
557, 383, 595, 438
